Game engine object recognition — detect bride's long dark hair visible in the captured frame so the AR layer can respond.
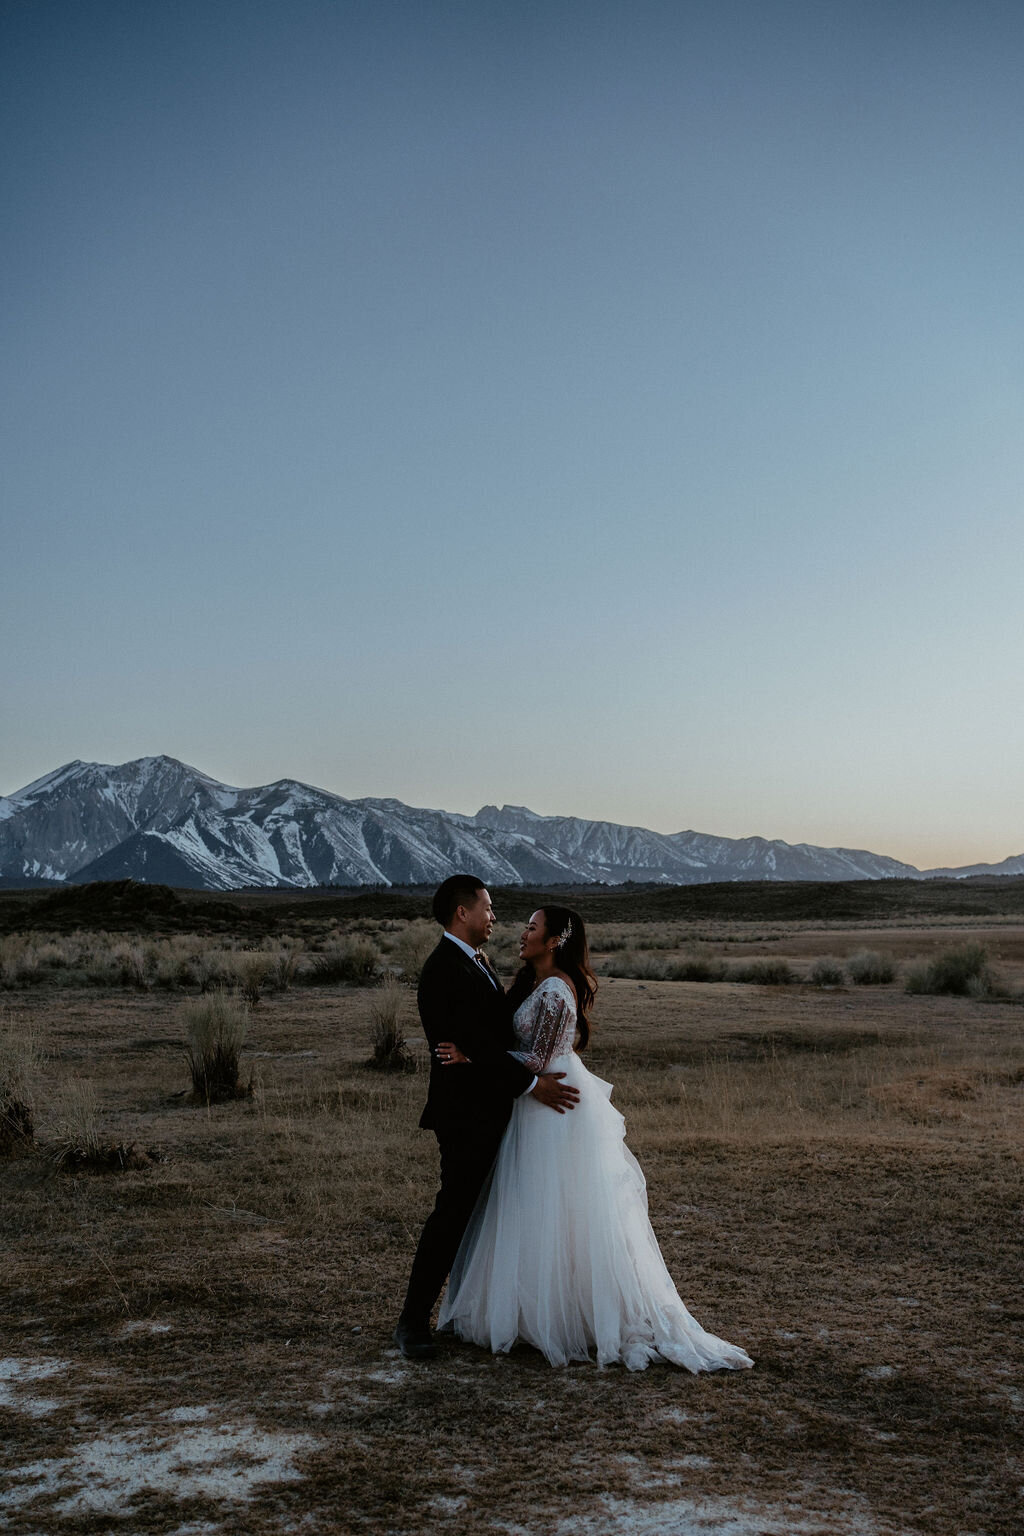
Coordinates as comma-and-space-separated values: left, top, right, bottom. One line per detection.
507, 905, 597, 1051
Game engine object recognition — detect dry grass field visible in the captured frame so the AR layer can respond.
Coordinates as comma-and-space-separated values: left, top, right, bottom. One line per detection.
2, 902, 1022, 1535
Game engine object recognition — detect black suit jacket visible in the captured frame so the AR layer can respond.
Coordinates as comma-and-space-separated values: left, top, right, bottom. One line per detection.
417, 937, 534, 1133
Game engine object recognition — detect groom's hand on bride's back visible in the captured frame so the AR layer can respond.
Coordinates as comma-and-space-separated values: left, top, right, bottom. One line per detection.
530, 1074, 580, 1113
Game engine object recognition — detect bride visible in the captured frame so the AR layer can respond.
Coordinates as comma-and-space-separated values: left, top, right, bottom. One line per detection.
435, 906, 754, 1373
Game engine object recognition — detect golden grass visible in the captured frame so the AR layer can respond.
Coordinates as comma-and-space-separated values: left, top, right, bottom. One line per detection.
0, 919, 1021, 1534
182, 991, 251, 1104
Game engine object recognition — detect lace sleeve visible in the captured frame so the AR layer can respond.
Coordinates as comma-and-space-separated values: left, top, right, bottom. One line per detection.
510, 986, 574, 1074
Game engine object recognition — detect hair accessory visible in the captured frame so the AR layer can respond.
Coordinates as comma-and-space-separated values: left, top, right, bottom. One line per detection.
557, 919, 573, 949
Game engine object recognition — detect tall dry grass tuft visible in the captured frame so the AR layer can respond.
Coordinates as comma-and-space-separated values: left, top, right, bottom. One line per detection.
236, 953, 270, 1008
266, 947, 303, 991
50, 1077, 104, 1166
183, 992, 251, 1103
0, 1009, 39, 1151
367, 976, 417, 1073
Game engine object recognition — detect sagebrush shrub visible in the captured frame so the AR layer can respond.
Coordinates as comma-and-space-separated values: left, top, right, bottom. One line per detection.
313, 937, 381, 985
0, 936, 41, 988
847, 951, 896, 986
601, 953, 670, 981
666, 957, 729, 983
111, 942, 148, 988
808, 957, 846, 988
905, 943, 999, 998
387, 920, 437, 982
732, 958, 796, 986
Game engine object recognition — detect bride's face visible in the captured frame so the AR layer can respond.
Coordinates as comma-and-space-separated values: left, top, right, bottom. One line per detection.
519, 910, 554, 966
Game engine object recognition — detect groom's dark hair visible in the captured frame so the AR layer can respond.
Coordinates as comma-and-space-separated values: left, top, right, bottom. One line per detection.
432, 874, 487, 927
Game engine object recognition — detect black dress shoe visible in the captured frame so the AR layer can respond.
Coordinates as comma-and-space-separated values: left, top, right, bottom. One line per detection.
393, 1320, 437, 1360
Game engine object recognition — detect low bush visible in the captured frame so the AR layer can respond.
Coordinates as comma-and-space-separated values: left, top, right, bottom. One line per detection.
266, 948, 303, 991
0, 936, 42, 988
731, 958, 796, 986
847, 950, 897, 986
905, 943, 1000, 998
111, 942, 148, 988
183, 992, 250, 1103
387, 920, 437, 982
665, 957, 729, 983
808, 957, 846, 988
312, 937, 381, 985
601, 953, 672, 980
367, 976, 417, 1072
483, 930, 521, 973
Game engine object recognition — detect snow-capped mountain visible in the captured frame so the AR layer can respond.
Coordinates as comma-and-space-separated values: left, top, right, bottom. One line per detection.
0, 755, 1011, 890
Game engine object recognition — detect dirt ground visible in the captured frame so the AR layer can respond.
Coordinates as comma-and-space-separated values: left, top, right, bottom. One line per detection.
2, 917, 1022, 1535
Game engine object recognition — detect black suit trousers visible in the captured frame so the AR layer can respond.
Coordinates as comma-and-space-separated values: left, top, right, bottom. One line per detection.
400, 1119, 507, 1325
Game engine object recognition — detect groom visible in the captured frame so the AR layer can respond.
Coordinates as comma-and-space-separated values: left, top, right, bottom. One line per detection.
394, 874, 580, 1359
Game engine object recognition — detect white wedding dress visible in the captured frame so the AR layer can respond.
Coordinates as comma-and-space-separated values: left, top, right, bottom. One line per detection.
439, 977, 754, 1372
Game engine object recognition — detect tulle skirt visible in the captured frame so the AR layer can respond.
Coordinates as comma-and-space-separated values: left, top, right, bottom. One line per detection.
439, 1053, 754, 1372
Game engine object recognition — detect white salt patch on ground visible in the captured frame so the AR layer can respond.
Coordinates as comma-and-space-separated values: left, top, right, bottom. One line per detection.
4, 1394, 62, 1417
1, 1423, 317, 1514
0, 1358, 69, 1382
0, 1357, 70, 1417
365, 1366, 410, 1384
430, 1495, 469, 1515
502, 1491, 909, 1536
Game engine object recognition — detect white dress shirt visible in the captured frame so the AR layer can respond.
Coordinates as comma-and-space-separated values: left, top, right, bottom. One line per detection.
443, 929, 495, 980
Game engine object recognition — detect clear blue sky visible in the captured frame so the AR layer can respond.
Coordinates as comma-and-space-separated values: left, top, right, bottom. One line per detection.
3, 0, 1022, 868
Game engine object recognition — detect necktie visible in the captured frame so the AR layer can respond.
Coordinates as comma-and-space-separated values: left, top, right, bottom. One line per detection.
474, 951, 497, 988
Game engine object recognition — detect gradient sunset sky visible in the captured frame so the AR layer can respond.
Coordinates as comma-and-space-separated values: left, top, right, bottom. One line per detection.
3, 0, 1022, 868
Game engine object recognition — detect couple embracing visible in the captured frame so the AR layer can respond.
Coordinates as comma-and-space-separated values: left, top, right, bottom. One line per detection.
394, 874, 753, 1373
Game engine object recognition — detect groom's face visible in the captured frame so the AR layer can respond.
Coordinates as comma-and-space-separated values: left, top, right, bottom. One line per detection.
460, 888, 495, 949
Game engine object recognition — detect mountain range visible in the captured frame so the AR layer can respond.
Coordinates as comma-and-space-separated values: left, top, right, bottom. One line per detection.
0, 756, 1020, 891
